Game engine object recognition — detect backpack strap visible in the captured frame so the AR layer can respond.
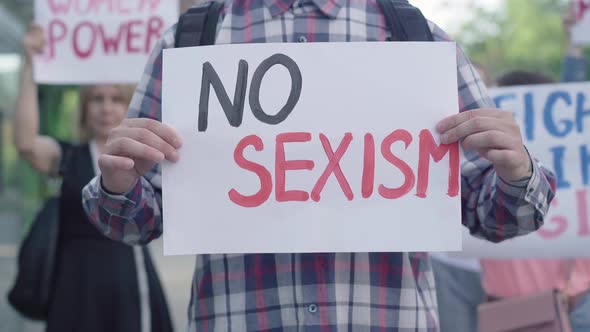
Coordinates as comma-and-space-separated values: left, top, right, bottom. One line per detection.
175, 1, 224, 48
177, 0, 431, 45
376, 0, 434, 42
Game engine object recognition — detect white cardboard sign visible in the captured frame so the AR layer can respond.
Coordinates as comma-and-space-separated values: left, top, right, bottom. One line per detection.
460, 82, 590, 258
572, 0, 590, 45
34, 0, 178, 84
162, 42, 461, 255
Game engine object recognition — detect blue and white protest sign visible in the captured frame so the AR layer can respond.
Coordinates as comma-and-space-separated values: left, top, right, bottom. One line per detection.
461, 82, 590, 258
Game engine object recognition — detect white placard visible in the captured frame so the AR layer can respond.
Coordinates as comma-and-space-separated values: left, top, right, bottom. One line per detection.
460, 82, 590, 258
34, 0, 178, 84
572, 0, 590, 45
162, 42, 461, 255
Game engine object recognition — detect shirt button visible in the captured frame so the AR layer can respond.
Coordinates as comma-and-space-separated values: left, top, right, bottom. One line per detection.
308, 304, 318, 313
298, 35, 308, 43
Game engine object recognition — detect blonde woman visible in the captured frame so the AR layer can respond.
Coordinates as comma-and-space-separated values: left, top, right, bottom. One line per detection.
14, 23, 173, 332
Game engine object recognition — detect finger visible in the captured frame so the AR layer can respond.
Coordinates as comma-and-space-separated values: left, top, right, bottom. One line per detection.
29, 22, 42, 33
98, 154, 135, 171
26, 34, 45, 53
31, 25, 43, 35
29, 29, 44, 44
436, 109, 511, 133
112, 127, 179, 162
480, 149, 520, 166
34, 32, 46, 45
124, 118, 182, 149
33, 32, 46, 47
107, 137, 166, 163
461, 130, 516, 151
31, 43, 45, 54
440, 117, 514, 144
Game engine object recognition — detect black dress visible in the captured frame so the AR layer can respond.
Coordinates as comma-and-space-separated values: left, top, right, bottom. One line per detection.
46, 141, 173, 332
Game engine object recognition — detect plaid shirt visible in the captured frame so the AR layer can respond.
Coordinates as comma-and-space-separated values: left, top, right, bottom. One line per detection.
82, 0, 556, 330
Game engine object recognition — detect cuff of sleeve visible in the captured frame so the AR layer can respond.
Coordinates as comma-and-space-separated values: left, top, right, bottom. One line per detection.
497, 160, 550, 214
497, 146, 534, 190
98, 176, 143, 211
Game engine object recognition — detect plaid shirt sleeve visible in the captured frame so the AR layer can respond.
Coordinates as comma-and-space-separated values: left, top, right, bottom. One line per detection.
429, 23, 557, 243
81, 26, 177, 245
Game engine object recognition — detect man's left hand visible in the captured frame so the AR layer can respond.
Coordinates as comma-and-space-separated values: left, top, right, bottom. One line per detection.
436, 108, 532, 182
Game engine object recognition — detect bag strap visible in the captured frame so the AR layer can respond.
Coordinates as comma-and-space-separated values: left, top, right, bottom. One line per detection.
175, 1, 223, 48
376, 0, 434, 42
177, 0, 432, 46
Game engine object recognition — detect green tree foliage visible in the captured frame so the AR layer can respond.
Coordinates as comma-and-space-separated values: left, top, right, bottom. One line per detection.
456, 0, 590, 82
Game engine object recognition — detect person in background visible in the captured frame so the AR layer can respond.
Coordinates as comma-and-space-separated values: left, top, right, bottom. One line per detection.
433, 3, 588, 330
430, 252, 484, 332
481, 70, 590, 332
562, 0, 588, 82
479, 5, 590, 331
14, 23, 173, 332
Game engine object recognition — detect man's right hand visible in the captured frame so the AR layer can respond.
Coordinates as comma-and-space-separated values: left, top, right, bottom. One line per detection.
99, 118, 182, 194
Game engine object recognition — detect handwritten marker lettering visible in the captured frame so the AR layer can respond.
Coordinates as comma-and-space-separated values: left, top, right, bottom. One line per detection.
44, 0, 164, 60
198, 54, 459, 207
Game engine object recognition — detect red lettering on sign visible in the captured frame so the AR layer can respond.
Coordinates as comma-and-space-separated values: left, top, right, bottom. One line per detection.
126, 20, 143, 53
416, 129, 459, 198
74, 0, 94, 14
361, 133, 375, 199
228, 135, 273, 208
47, 19, 67, 59
275, 133, 315, 202
145, 16, 164, 53
579, 0, 590, 20
379, 129, 415, 200
47, 0, 158, 15
311, 133, 354, 202
139, 0, 161, 12
46, 18, 166, 59
229, 129, 458, 207
72, 21, 97, 59
48, 0, 73, 14
538, 198, 568, 240
98, 23, 126, 54
537, 189, 589, 240
118, 0, 132, 14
